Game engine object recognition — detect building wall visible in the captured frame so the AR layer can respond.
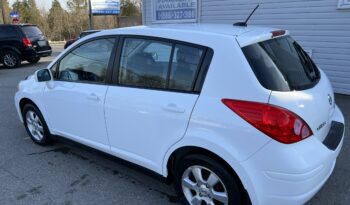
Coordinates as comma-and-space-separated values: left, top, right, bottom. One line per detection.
143, 0, 350, 95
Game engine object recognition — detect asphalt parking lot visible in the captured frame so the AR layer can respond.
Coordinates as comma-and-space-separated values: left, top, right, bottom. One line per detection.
0, 44, 349, 205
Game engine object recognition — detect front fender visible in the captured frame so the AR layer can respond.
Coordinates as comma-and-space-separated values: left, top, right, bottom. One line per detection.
14, 78, 50, 129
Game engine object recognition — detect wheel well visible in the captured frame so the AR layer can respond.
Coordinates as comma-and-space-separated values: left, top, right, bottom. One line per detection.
19, 98, 37, 113
0, 47, 20, 56
166, 146, 252, 205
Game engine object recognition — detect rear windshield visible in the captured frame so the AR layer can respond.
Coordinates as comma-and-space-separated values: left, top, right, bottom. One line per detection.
22, 26, 43, 37
242, 36, 320, 91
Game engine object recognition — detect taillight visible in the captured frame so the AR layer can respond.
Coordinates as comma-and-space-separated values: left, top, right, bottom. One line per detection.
222, 99, 313, 144
22, 38, 32, 47
271, 30, 286, 38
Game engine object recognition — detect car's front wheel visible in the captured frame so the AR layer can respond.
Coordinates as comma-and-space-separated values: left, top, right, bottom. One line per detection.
22, 104, 51, 145
1, 50, 21, 68
174, 154, 243, 205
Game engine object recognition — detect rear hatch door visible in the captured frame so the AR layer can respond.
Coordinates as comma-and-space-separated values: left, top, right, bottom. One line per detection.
240, 33, 335, 142
21, 25, 51, 52
269, 74, 335, 142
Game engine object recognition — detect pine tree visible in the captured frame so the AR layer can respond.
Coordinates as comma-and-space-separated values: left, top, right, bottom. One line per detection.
121, 0, 140, 16
66, 0, 89, 34
11, 0, 42, 24
48, 0, 66, 40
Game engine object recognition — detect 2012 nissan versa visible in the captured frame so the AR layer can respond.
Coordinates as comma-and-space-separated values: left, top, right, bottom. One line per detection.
15, 24, 345, 205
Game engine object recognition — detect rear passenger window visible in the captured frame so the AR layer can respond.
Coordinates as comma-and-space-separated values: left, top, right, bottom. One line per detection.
169, 45, 203, 91
119, 38, 172, 89
118, 37, 205, 92
0, 26, 18, 38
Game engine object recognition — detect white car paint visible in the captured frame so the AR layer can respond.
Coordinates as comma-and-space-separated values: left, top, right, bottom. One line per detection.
43, 81, 110, 150
15, 24, 345, 205
105, 86, 199, 173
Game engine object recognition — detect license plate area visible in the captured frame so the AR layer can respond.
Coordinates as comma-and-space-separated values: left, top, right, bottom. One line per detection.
323, 121, 344, 151
37, 41, 47, 47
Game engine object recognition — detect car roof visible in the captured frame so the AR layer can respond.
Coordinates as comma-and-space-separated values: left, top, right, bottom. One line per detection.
0, 24, 37, 27
99, 24, 280, 38
92, 24, 287, 47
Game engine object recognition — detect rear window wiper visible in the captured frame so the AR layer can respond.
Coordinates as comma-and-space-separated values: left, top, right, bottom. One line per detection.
292, 42, 317, 81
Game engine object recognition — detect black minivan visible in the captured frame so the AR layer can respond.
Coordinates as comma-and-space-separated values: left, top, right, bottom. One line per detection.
0, 24, 52, 68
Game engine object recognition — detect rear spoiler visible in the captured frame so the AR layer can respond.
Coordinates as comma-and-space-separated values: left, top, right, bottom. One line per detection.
236, 29, 289, 47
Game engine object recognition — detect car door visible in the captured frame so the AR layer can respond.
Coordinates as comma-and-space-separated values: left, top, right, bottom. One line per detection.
105, 37, 207, 172
43, 37, 116, 151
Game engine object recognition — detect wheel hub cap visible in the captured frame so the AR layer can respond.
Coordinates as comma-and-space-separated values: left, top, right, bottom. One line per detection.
26, 110, 44, 141
181, 165, 229, 205
3, 54, 16, 67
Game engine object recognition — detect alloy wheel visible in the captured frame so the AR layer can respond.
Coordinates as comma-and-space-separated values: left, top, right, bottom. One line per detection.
3, 54, 17, 67
26, 110, 44, 141
182, 165, 229, 205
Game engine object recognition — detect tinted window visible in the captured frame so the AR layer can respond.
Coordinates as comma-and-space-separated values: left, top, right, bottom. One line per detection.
242, 36, 320, 91
169, 45, 203, 91
22, 26, 43, 37
58, 38, 115, 83
119, 38, 172, 89
0, 26, 18, 38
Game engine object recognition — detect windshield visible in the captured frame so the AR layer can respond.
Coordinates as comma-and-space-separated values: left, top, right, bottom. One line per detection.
22, 26, 43, 37
242, 36, 320, 91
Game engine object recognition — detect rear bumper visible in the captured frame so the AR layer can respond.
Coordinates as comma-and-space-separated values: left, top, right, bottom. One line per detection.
240, 105, 345, 205
22, 47, 52, 59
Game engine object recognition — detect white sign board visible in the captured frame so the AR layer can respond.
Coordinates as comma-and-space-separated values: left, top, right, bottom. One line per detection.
91, 0, 120, 15
153, 0, 198, 23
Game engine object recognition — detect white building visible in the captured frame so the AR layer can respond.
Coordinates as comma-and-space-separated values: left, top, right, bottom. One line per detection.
142, 0, 350, 95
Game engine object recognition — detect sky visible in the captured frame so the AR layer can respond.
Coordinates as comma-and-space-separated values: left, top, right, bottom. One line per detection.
8, 0, 68, 11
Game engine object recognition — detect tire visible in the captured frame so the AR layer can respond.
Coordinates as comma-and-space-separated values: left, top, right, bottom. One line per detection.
27, 57, 41, 64
173, 154, 242, 205
22, 104, 51, 145
1, 50, 21, 68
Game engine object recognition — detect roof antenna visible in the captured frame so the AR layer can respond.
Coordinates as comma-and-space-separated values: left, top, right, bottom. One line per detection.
234, 4, 260, 27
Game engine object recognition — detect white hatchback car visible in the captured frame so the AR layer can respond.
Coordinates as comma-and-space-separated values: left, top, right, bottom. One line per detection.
15, 24, 345, 205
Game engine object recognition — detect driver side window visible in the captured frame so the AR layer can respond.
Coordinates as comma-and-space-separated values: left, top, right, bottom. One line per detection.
57, 38, 115, 83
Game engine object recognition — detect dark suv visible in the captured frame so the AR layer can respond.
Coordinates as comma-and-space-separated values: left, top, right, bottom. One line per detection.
0, 24, 52, 68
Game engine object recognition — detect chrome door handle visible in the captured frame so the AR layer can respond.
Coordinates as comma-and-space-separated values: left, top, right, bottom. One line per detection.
87, 93, 99, 101
162, 103, 185, 113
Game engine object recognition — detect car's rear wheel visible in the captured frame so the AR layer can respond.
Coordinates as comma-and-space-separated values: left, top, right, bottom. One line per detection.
1, 50, 21, 68
27, 57, 41, 64
174, 154, 242, 205
22, 104, 51, 145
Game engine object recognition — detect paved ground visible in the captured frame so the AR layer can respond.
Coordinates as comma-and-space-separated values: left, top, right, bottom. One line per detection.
0, 44, 349, 205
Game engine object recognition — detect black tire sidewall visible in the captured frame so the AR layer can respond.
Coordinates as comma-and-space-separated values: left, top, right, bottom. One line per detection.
174, 154, 242, 205
22, 104, 51, 145
1, 51, 21, 68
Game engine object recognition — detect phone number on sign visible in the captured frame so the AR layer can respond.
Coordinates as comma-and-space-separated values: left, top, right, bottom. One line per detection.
156, 9, 196, 20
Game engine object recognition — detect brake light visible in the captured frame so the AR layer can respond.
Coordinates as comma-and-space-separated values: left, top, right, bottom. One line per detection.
22, 38, 32, 47
271, 30, 286, 37
222, 99, 313, 144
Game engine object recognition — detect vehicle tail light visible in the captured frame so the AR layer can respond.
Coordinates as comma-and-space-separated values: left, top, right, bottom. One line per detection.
271, 30, 286, 37
22, 38, 32, 47
222, 99, 313, 144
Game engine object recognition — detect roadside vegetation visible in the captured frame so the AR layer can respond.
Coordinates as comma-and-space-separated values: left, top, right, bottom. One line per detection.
0, 0, 142, 41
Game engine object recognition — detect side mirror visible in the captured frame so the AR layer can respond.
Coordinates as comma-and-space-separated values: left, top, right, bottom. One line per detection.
36, 68, 52, 82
